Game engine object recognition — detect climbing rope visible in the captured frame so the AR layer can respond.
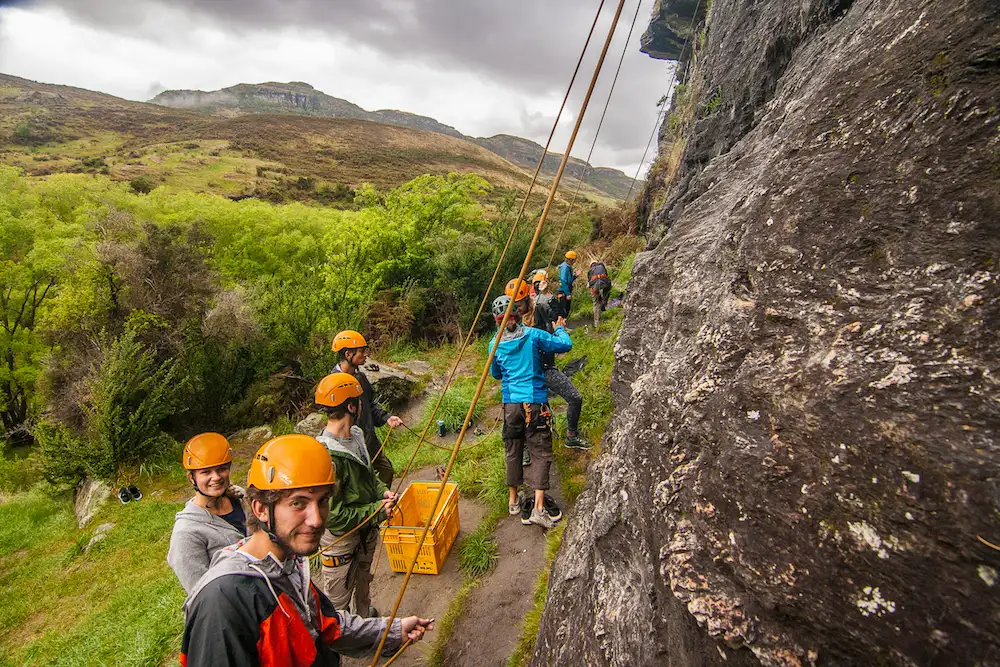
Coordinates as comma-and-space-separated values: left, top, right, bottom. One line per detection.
624, 0, 704, 202
383, 0, 610, 504
978, 535, 1000, 552
399, 417, 500, 452
369, 1, 630, 664
546, 0, 647, 269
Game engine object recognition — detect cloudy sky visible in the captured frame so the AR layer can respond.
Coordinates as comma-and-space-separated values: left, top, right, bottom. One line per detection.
0, 0, 676, 175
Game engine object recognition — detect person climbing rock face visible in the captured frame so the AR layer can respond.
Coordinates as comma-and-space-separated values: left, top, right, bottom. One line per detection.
556, 250, 581, 318
180, 434, 432, 666
312, 372, 397, 616
167, 432, 247, 594
587, 259, 612, 328
531, 276, 592, 452
332, 330, 403, 488
488, 294, 572, 529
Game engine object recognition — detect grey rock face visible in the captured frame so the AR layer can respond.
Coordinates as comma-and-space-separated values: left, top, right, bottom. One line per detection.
537, 1, 1000, 665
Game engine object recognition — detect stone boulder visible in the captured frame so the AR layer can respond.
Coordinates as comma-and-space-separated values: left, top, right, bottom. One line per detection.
362, 361, 418, 411
83, 522, 116, 553
295, 412, 327, 437
536, 1, 1000, 666
74, 477, 110, 528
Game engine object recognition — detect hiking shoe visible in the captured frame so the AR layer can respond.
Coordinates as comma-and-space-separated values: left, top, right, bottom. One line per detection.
126, 485, 142, 501
509, 491, 523, 516
528, 507, 555, 529
565, 435, 593, 450
117, 488, 131, 504
522, 449, 531, 467
543, 494, 562, 523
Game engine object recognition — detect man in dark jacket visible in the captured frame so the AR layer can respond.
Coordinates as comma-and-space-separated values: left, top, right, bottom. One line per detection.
587, 260, 612, 327
331, 330, 402, 487
180, 434, 432, 667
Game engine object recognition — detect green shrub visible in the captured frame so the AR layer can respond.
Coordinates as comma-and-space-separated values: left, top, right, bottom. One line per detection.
129, 176, 156, 194
40, 319, 188, 482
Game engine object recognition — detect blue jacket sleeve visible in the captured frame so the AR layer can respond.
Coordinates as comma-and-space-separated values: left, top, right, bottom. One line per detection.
534, 326, 572, 354
559, 263, 573, 294
489, 336, 503, 379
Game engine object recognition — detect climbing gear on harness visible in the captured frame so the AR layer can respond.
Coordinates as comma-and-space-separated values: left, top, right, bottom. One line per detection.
315, 372, 363, 408
332, 330, 368, 352
320, 552, 353, 568
505, 278, 531, 302
183, 432, 232, 470
492, 294, 513, 321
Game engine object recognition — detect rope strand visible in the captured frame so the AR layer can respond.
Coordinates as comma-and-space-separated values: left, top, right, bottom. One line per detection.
370, 2, 630, 664
547, 0, 647, 268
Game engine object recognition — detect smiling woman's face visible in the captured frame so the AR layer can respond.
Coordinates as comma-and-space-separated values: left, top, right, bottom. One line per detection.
189, 463, 232, 497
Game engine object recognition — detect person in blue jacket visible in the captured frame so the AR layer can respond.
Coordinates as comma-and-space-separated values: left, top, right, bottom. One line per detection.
488, 294, 572, 529
557, 250, 581, 317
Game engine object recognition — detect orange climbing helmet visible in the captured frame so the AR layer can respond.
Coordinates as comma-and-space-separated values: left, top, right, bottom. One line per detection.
183, 432, 233, 470
247, 434, 335, 491
505, 278, 530, 302
315, 372, 364, 408
529, 269, 548, 285
565, 250, 577, 260
332, 330, 367, 352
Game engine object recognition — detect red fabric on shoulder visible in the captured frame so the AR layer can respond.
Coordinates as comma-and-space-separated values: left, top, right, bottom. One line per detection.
310, 584, 342, 644
256, 592, 318, 667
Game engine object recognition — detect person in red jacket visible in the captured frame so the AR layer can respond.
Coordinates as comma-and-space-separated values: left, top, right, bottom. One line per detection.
180, 434, 432, 666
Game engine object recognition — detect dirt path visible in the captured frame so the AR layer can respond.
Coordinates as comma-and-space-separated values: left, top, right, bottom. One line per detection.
438, 468, 564, 667
343, 466, 489, 667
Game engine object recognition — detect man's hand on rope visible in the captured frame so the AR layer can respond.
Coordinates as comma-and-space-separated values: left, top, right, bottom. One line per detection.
387, 415, 403, 428
401, 617, 434, 642
381, 490, 399, 513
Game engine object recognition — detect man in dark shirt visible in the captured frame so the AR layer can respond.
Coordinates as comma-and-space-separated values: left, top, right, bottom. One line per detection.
331, 330, 403, 487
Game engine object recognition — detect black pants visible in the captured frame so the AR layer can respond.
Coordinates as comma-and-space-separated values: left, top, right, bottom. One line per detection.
502, 403, 552, 491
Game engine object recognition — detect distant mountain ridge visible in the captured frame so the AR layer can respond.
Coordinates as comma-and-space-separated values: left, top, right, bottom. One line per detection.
151, 82, 636, 200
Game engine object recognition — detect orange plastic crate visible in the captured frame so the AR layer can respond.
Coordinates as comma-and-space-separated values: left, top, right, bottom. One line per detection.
381, 481, 460, 575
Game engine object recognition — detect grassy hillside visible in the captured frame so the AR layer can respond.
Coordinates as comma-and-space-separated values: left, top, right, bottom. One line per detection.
148, 80, 636, 201
0, 73, 609, 207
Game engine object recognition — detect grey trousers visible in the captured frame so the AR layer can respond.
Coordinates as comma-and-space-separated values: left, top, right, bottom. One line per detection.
312, 527, 378, 614
544, 368, 582, 434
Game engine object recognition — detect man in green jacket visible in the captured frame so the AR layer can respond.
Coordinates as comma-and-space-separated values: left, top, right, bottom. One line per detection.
312, 372, 398, 616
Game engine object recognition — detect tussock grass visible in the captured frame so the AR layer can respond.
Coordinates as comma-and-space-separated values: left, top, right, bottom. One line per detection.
458, 518, 501, 577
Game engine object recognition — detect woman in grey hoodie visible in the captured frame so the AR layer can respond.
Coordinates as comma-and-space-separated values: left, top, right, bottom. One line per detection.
167, 432, 247, 594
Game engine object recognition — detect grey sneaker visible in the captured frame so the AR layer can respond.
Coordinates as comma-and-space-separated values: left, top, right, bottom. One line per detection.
509, 491, 523, 516
565, 434, 593, 450
528, 507, 554, 529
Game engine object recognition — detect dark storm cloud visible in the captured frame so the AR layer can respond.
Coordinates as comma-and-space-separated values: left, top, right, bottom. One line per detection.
18, 0, 674, 162
40, 0, 619, 92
